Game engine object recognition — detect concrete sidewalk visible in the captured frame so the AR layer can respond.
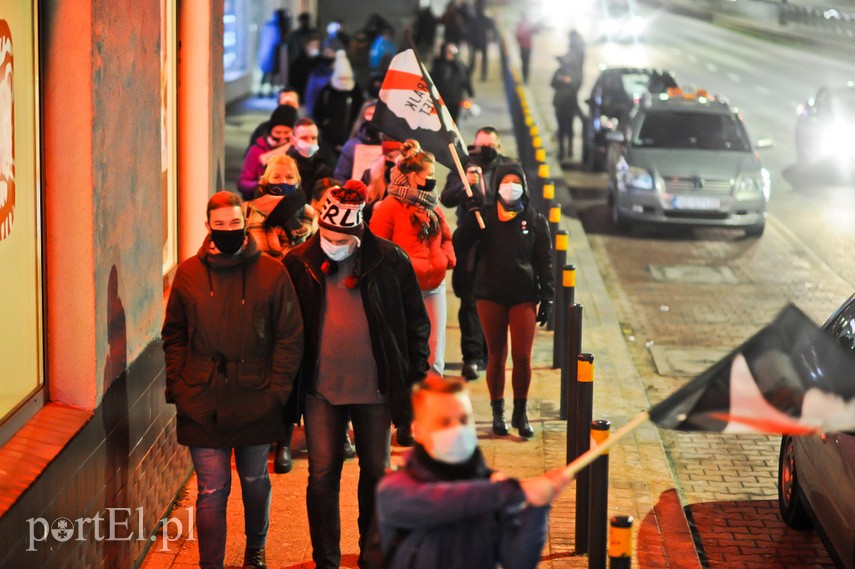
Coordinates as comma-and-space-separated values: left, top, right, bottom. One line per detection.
141, 33, 701, 569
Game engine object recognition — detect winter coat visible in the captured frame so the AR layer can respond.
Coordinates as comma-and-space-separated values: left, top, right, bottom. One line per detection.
162, 236, 304, 448
430, 57, 473, 108
376, 445, 550, 569
282, 230, 430, 426
287, 146, 334, 198
314, 85, 365, 151
334, 126, 377, 181
453, 163, 554, 306
370, 195, 456, 291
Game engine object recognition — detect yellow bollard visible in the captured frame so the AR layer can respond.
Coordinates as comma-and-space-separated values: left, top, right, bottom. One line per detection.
609, 516, 634, 569
538, 163, 550, 179
549, 205, 561, 225
535, 148, 546, 162
529, 124, 539, 137
532, 136, 542, 149
524, 115, 534, 127
543, 182, 555, 201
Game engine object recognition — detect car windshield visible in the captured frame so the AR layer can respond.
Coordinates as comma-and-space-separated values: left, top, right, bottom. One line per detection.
633, 110, 752, 151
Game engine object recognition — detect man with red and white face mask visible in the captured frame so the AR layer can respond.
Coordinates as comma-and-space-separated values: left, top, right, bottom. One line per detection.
283, 180, 430, 569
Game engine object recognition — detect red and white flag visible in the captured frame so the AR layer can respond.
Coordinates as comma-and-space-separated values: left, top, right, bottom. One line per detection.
370, 48, 468, 170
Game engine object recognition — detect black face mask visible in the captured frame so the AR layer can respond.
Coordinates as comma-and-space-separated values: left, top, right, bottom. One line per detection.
477, 145, 498, 164
265, 182, 298, 196
417, 178, 437, 192
210, 228, 246, 255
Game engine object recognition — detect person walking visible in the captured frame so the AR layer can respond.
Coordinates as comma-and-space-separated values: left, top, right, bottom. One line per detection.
283, 180, 430, 569
551, 30, 586, 161
313, 50, 365, 159
452, 163, 554, 439
514, 11, 540, 84
375, 377, 570, 569
440, 127, 512, 380
239, 105, 297, 201
370, 140, 455, 379
287, 118, 334, 196
162, 191, 304, 569
467, 0, 494, 82
431, 42, 473, 123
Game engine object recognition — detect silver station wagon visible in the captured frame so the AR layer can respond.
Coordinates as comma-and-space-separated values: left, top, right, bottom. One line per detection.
606, 89, 771, 237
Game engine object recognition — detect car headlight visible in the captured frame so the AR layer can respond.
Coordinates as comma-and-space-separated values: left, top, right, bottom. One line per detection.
736, 169, 771, 201
624, 166, 654, 190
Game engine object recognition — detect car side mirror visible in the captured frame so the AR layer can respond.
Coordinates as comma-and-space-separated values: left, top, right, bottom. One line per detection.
606, 131, 625, 143
755, 138, 774, 150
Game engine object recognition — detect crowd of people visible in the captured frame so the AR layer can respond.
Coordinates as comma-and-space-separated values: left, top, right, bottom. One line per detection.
163, 5, 585, 569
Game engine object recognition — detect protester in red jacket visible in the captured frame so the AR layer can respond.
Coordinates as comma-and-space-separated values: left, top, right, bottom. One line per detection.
370, 139, 455, 378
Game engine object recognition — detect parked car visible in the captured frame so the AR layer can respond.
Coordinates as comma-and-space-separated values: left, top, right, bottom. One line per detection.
583, 66, 677, 171
605, 88, 772, 237
795, 85, 855, 168
779, 293, 855, 569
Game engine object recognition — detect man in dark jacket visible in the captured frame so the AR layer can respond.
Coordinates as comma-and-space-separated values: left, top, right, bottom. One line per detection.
430, 42, 473, 122
440, 127, 512, 380
162, 191, 304, 569
287, 118, 334, 195
283, 180, 430, 569
375, 377, 569, 569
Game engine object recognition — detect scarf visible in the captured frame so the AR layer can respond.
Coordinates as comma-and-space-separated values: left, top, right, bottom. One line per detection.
412, 444, 491, 481
387, 170, 441, 241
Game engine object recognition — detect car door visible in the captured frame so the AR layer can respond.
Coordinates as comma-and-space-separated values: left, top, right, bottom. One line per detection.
799, 297, 855, 568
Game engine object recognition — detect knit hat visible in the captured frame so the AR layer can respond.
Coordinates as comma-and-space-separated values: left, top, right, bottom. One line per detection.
269, 105, 297, 129
381, 140, 402, 155
317, 179, 367, 235
330, 50, 355, 91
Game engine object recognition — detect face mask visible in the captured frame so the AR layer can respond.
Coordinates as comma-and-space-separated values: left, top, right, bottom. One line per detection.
427, 424, 478, 464
320, 234, 360, 261
210, 228, 246, 255
498, 182, 524, 204
307, 47, 320, 58
295, 139, 320, 158
417, 178, 436, 192
269, 135, 286, 147
266, 182, 298, 196
477, 145, 498, 164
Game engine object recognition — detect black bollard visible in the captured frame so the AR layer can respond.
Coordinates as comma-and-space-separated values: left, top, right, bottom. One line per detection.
551, 236, 570, 360
562, 302, 583, 438
609, 515, 633, 569
588, 420, 612, 569
575, 354, 595, 553
547, 221, 565, 333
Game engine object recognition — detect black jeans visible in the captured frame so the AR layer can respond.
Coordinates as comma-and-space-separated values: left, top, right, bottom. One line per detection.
452, 263, 487, 363
304, 394, 391, 569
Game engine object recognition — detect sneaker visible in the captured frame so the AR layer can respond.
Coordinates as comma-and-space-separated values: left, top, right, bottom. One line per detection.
461, 360, 480, 380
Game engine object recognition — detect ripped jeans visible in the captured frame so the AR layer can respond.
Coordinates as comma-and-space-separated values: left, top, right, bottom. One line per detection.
189, 445, 271, 569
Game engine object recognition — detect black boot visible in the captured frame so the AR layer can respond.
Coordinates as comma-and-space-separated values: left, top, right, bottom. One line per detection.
273, 424, 293, 474
491, 399, 509, 436
243, 546, 267, 568
512, 399, 534, 439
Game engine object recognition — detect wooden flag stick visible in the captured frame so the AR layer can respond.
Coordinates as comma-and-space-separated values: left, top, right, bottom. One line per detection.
448, 142, 486, 230
561, 410, 651, 481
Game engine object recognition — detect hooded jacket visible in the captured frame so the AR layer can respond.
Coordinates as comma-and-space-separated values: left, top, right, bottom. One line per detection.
452, 163, 554, 306
162, 235, 304, 448
282, 229, 430, 426
376, 445, 549, 569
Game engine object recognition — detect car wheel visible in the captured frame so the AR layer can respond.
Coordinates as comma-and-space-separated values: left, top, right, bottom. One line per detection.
778, 435, 812, 530
744, 222, 765, 238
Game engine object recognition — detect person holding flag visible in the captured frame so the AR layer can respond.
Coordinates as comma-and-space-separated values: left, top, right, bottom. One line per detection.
370, 139, 456, 380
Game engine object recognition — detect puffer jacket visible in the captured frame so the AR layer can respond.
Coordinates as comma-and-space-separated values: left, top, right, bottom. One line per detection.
369, 195, 456, 291
162, 236, 304, 448
282, 229, 430, 426
453, 163, 554, 306
376, 445, 550, 569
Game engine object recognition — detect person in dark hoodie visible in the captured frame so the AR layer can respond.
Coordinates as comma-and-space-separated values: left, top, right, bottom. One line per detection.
313, 50, 365, 158
452, 163, 553, 439
162, 191, 304, 569
283, 181, 430, 569
333, 100, 380, 181
375, 377, 569, 569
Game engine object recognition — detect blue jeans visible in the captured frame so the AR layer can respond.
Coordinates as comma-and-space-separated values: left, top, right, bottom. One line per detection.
304, 394, 391, 569
189, 445, 271, 569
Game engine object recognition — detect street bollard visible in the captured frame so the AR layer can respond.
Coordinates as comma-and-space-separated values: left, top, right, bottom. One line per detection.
551, 235, 569, 362
548, 205, 561, 240
524, 114, 534, 127
547, 221, 565, 332
609, 515, 633, 569
609, 516, 633, 569
575, 354, 595, 554
535, 147, 546, 162
530, 124, 539, 138
588, 420, 612, 569
561, 302, 583, 429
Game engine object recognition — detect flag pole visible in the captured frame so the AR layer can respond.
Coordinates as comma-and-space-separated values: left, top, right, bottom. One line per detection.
561, 410, 650, 481
406, 31, 485, 230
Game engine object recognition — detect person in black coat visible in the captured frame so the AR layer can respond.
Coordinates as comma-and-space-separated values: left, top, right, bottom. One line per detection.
452, 163, 554, 439
431, 42, 473, 122
287, 118, 334, 195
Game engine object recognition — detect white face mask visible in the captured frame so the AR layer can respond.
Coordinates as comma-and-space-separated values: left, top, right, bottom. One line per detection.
295, 138, 320, 158
427, 424, 478, 464
498, 182, 524, 204
320, 234, 360, 261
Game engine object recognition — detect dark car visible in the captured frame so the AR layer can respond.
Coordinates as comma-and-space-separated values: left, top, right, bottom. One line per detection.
582, 66, 677, 171
795, 85, 855, 168
778, 293, 855, 569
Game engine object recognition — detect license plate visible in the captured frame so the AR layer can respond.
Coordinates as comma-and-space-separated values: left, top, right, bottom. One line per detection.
672, 195, 720, 210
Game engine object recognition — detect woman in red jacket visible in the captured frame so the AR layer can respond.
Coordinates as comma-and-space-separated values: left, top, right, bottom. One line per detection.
370, 139, 456, 377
